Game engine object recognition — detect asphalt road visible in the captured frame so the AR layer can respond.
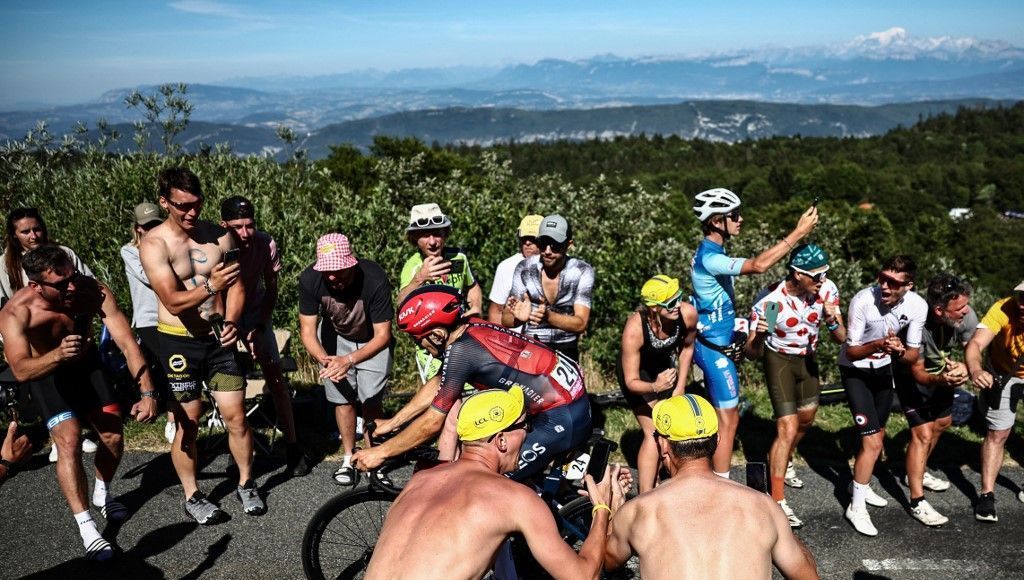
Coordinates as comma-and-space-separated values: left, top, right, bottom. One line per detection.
2, 449, 1024, 579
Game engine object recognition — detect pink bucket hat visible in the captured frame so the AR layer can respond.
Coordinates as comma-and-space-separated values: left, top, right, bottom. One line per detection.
313, 233, 358, 271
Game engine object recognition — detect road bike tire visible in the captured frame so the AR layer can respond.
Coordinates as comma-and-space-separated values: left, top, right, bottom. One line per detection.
557, 497, 640, 579
301, 487, 397, 580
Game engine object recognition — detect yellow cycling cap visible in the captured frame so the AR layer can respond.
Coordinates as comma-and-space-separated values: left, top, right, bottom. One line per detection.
517, 215, 544, 238
641, 274, 680, 306
653, 394, 719, 441
457, 387, 526, 442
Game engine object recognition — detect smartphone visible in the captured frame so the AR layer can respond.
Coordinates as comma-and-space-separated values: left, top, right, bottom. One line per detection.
745, 462, 769, 494
587, 438, 616, 480
223, 248, 240, 264
763, 301, 780, 331
73, 314, 92, 339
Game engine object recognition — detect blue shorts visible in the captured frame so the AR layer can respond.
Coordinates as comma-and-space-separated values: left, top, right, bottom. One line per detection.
694, 340, 740, 409
510, 395, 592, 481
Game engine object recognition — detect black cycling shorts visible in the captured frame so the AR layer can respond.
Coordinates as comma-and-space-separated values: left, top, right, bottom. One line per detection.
841, 365, 895, 437
764, 348, 821, 418
156, 329, 244, 403
30, 349, 118, 430
894, 370, 953, 428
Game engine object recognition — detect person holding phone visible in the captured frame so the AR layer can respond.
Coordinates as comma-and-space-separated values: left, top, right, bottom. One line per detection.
220, 195, 311, 477
690, 188, 818, 480
744, 244, 845, 528
396, 203, 481, 384
616, 274, 697, 492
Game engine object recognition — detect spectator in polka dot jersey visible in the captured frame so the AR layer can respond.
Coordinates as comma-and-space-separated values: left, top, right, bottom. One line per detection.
744, 244, 846, 528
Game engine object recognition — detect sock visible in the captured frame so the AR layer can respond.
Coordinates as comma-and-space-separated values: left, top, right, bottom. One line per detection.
851, 480, 869, 511
771, 476, 786, 501
713, 470, 731, 480
74, 510, 104, 548
910, 496, 924, 508
342, 455, 352, 468
92, 478, 109, 508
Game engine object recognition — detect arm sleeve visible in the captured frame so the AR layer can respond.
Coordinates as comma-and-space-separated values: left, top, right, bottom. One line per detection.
702, 252, 746, 276
462, 253, 477, 287
904, 305, 927, 348
120, 246, 151, 286
367, 272, 395, 323
958, 308, 980, 345
820, 280, 841, 306
845, 292, 869, 346
573, 262, 595, 308
431, 342, 473, 413
488, 259, 515, 304
979, 298, 1010, 333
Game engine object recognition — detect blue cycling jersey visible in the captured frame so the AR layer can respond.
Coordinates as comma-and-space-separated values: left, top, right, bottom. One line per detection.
690, 239, 746, 344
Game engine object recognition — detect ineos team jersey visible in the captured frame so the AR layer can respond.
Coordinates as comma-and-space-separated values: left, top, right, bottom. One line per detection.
432, 319, 586, 415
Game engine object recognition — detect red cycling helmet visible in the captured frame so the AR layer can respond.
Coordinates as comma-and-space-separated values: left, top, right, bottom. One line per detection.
397, 285, 464, 340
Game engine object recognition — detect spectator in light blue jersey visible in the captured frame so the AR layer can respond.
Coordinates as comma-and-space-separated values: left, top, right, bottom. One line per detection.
689, 188, 817, 478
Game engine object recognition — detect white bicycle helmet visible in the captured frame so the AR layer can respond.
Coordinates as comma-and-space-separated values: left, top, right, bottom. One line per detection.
693, 188, 741, 222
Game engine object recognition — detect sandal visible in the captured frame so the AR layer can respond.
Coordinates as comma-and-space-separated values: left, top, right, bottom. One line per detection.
86, 537, 115, 562
100, 499, 130, 522
332, 465, 358, 487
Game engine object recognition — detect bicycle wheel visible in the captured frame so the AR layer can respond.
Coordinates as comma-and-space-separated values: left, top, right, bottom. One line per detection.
557, 497, 640, 579
301, 487, 397, 580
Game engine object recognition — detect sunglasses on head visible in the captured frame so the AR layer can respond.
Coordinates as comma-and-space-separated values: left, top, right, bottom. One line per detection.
794, 267, 828, 283
537, 237, 567, 252
36, 270, 81, 293
655, 291, 684, 310
411, 215, 448, 228
878, 272, 911, 288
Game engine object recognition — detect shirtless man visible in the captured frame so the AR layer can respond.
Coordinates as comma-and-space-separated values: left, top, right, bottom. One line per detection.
605, 394, 818, 580
0, 245, 158, 561
366, 387, 627, 580
140, 166, 264, 523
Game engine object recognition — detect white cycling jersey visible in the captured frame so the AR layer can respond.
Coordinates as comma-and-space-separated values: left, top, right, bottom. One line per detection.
839, 286, 927, 370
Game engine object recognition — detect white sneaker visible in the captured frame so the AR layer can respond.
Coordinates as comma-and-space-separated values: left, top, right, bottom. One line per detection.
778, 499, 803, 528
165, 421, 177, 444
845, 505, 878, 536
81, 438, 98, 453
785, 461, 804, 488
48, 445, 58, 463
909, 499, 948, 527
904, 472, 950, 492
848, 481, 889, 507
1017, 488, 1024, 504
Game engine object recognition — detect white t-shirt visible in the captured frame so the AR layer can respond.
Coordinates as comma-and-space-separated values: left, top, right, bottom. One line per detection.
488, 253, 526, 306
839, 286, 927, 369
750, 279, 841, 356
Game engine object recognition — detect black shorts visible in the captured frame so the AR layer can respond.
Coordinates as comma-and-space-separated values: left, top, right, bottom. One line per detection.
30, 349, 118, 430
894, 370, 953, 427
156, 329, 244, 403
616, 365, 673, 412
841, 365, 895, 437
136, 326, 169, 397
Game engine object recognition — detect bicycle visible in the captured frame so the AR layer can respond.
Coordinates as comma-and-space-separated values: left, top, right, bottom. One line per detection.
300, 425, 637, 580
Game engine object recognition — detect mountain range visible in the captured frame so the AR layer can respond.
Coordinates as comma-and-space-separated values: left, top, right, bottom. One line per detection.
1, 28, 1021, 156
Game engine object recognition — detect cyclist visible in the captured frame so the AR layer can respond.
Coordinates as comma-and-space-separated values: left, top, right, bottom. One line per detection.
353, 285, 591, 480
616, 274, 697, 492
897, 274, 976, 527
744, 243, 845, 528
604, 394, 818, 579
839, 255, 926, 536
690, 187, 818, 478
966, 280, 1024, 523
365, 387, 626, 580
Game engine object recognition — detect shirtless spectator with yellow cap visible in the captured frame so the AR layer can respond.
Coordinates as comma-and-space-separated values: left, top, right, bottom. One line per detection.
366, 386, 629, 580
604, 394, 818, 580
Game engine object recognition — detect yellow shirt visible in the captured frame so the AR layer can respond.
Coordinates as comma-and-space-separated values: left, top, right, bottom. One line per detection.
979, 297, 1024, 378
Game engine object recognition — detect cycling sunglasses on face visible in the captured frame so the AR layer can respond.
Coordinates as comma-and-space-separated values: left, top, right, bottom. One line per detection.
725, 209, 741, 221
36, 271, 81, 293
794, 267, 828, 283
503, 418, 532, 434
656, 291, 684, 310
166, 198, 203, 213
410, 215, 448, 228
537, 237, 567, 253
878, 272, 911, 288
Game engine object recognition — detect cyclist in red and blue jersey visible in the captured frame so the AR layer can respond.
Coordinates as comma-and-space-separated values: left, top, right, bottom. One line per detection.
690, 188, 818, 478
353, 285, 591, 480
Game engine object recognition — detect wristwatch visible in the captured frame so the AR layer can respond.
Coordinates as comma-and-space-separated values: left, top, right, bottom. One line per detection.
140, 390, 158, 400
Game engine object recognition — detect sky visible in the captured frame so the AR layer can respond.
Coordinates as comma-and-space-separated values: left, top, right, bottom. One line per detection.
1, 0, 1022, 107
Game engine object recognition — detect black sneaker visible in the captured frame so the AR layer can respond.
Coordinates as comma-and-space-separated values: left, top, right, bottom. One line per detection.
185, 491, 229, 525
286, 444, 313, 477
975, 491, 998, 522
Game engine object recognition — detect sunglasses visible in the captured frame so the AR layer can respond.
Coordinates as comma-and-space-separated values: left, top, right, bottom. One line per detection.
503, 418, 532, 434
520, 236, 538, 246
537, 237, 567, 253
166, 198, 203, 213
794, 267, 828, 283
725, 209, 741, 222
410, 215, 448, 228
878, 272, 912, 288
36, 271, 81, 293
655, 291, 684, 310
